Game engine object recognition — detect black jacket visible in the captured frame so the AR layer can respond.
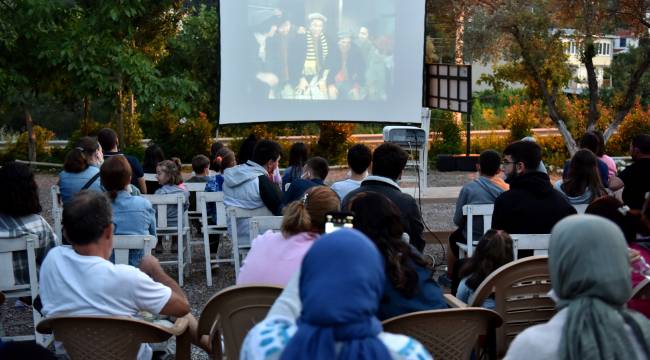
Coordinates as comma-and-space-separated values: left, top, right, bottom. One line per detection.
342, 176, 425, 252
492, 172, 576, 234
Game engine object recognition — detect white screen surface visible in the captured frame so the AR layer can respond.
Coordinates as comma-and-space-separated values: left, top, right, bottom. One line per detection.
219, 0, 425, 124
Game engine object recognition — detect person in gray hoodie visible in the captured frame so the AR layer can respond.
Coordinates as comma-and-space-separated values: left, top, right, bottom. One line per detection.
223, 140, 283, 246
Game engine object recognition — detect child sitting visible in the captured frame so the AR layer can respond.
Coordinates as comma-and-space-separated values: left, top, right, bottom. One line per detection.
456, 229, 513, 308
154, 160, 189, 227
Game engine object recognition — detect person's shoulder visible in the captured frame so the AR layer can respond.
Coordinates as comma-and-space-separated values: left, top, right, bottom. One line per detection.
378, 332, 433, 360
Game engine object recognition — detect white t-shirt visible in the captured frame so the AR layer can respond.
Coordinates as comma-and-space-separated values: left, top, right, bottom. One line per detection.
40, 246, 172, 359
331, 179, 362, 200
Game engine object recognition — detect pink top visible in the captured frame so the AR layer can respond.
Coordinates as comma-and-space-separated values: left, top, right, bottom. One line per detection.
629, 243, 650, 318
600, 155, 617, 178
237, 230, 318, 286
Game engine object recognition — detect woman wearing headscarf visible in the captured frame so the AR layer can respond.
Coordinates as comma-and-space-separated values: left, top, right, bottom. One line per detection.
240, 228, 432, 360
505, 215, 650, 360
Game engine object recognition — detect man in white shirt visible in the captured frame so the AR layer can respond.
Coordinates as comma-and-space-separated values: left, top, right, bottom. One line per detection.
39, 191, 198, 359
331, 144, 371, 200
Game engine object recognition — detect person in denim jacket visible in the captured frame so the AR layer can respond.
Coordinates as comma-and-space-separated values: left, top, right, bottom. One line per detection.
100, 156, 156, 267
58, 137, 104, 204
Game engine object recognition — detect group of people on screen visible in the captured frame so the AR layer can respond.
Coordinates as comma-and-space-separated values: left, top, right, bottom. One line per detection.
1, 128, 650, 359
248, 7, 393, 101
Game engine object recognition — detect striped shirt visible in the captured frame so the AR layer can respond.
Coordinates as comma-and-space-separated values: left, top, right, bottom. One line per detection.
0, 213, 57, 285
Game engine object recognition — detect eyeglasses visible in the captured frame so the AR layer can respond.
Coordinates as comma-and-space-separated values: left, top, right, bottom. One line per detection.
501, 161, 515, 165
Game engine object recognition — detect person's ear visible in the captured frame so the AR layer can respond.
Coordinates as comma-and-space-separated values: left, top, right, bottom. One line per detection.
516, 162, 525, 174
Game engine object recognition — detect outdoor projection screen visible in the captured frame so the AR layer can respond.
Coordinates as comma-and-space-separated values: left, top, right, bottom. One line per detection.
219, 0, 425, 124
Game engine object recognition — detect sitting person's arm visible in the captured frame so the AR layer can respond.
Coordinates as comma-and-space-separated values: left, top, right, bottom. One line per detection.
138, 255, 190, 317
258, 175, 282, 215
268, 268, 302, 320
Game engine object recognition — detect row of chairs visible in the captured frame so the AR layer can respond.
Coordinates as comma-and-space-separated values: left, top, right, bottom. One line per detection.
459, 203, 588, 259
50, 185, 285, 287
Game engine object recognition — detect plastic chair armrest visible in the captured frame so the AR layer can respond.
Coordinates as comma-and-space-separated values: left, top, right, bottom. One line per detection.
444, 293, 468, 308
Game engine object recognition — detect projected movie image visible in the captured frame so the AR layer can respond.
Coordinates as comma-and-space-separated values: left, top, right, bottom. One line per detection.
247, 0, 395, 101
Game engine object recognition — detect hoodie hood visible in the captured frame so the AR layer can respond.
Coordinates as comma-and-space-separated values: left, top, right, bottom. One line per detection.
224, 161, 268, 188
508, 171, 554, 197
475, 176, 507, 200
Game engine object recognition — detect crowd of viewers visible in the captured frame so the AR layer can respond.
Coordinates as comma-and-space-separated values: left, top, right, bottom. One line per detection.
1, 127, 650, 359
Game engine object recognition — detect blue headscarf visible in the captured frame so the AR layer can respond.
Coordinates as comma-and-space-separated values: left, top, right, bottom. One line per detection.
279, 228, 392, 360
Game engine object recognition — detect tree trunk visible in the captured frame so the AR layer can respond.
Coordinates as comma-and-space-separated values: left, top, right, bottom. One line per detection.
82, 96, 90, 134
116, 75, 125, 146
24, 108, 36, 163
604, 39, 650, 142
453, 6, 465, 126
583, 39, 600, 131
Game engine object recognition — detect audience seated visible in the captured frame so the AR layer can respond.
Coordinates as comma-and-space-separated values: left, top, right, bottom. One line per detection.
331, 143, 372, 200
98, 128, 146, 194
456, 230, 513, 309
101, 156, 156, 267
205, 147, 236, 224
142, 143, 165, 194
449, 149, 508, 287
554, 149, 607, 205
154, 160, 189, 227
282, 142, 309, 190
586, 196, 649, 317
224, 140, 283, 245
240, 228, 432, 360
187, 154, 212, 219
594, 131, 618, 178
237, 186, 340, 286
505, 215, 650, 359
0, 162, 56, 285
492, 140, 576, 236
618, 134, 650, 210
39, 191, 200, 360
343, 142, 426, 252
563, 131, 610, 188
283, 156, 329, 205
348, 192, 447, 320
209, 141, 224, 173
58, 136, 104, 203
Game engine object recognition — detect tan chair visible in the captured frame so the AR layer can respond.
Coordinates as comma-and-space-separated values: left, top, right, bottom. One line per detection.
36, 315, 192, 360
198, 284, 283, 360
632, 279, 650, 300
446, 256, 554, 357
383, 308, 503, 360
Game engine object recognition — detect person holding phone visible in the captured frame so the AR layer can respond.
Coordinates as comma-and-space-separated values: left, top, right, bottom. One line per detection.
237, 186, 340, 286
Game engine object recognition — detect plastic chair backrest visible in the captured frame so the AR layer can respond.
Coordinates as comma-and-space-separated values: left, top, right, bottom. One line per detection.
470, 256, 554, 357
37, 316, 178, 360
227, 206, 274, 276
198, 284, 283, 360
249, 216, 283, 240
382, 308, 503, 359
112, 235, 157, 265
462, 204, 494, 257
198, 191, 227, 228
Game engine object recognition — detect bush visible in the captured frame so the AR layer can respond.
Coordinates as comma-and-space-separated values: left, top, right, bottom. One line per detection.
469, 132, 509, 154
536, 135, 570, 170
6, 125, 55, 161
147, 109, 213, 162
504, 98, 542, 141
313, 122, 356, 165
607, 101, 650, 156
430, 110, 462, 157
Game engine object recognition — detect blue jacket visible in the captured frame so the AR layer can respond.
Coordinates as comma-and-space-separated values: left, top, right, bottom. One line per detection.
58, 166, 103, 203
283, 178, 324, 205
112, 190, 156, 236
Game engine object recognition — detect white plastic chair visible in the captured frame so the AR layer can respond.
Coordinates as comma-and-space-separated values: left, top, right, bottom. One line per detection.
112, 235, 157, 265
197, 192, 228, 286
142, 194, 191, 286
510, 234, 552, 260
249, 216, 283, 240
50, 185, 63, 245
227, 207, 273, 278
0, 234, 48, 345
460, 204, 494, 258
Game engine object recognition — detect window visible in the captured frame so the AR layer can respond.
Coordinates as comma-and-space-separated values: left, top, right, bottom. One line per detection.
564, 41, 577, 55
596, 42, 610, 56
620, 38, 627, 47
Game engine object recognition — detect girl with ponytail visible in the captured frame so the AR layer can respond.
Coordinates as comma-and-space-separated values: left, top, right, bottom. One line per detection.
237, 186, 340, 286
58, 136, 104, 203
100, 156, 156, 266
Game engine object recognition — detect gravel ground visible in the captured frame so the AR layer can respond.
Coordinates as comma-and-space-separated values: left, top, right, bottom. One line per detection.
2, 168, 471, 359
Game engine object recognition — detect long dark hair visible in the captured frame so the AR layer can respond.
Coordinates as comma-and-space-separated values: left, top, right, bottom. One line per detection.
100, 156, 132, 200
64, 137, 99, 173
562, 149, 606, 199
459, 229, 514, 290
348, 191, 430, 298
0, 161, 42, 216
143, 144, 165, 173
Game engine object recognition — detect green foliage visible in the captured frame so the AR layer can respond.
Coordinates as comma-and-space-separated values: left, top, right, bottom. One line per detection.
314, 123, 356, 165
503, 98, 542, 141
603, 45, 650, 108
6, 125, 55, 161
146, 108, 213, 162
430, 111, 462, 156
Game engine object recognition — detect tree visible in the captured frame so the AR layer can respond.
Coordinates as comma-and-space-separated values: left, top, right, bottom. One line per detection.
469, 0, 650, 154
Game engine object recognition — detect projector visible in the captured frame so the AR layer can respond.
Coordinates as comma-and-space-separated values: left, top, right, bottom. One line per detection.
383, 126, 427, 147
